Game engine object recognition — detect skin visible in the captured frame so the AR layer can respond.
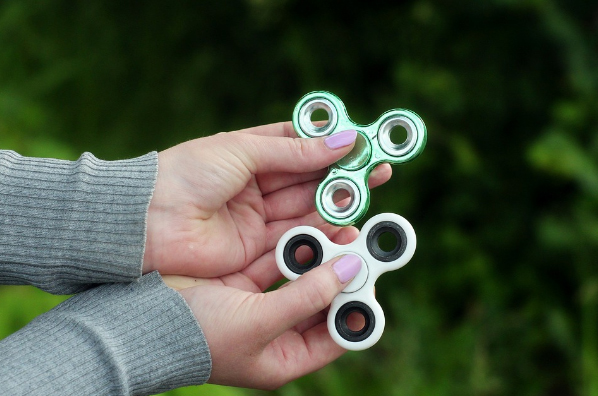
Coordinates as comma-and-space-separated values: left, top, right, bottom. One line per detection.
143, 121, 392, 389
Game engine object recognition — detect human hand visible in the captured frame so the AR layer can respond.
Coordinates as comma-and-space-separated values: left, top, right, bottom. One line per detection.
165, 248, 364, 389
143, 122, 392, 278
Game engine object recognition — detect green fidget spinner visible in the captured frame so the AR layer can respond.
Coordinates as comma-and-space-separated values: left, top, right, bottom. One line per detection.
293, 91, 427, 226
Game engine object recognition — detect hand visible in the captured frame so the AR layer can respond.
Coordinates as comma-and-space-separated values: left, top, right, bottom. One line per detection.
165, 251, 365, 389
143, 122, 392, 278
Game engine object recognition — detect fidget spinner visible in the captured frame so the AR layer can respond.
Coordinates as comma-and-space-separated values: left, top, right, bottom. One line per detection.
275, 213, 416, 350
293, 91, 427, 226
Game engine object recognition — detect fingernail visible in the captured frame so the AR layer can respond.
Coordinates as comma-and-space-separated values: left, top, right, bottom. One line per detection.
324, 129, 357, 149
332, 254, 363, 283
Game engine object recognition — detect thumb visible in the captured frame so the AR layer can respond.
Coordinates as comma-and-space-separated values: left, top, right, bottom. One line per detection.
262, 254, 363, 337
237, 129, 358, 175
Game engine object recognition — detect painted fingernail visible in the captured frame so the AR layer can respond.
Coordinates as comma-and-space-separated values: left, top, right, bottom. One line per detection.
332, 254, 363, 283
324, 129, 357, 149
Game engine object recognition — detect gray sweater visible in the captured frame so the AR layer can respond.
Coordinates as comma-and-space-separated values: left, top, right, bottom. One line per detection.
0, 150, 212, 395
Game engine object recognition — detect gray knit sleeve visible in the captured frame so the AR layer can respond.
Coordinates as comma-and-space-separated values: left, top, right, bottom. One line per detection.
0, 150, 157, 294
0, 271, 212, 395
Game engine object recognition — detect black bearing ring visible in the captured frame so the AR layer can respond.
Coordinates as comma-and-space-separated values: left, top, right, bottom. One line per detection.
366, 221, 407, 262
335, 301, 376, 342
282, 234, 324, 275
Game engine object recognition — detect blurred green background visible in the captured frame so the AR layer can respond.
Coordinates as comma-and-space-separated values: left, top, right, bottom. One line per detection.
1, 0, 597, 395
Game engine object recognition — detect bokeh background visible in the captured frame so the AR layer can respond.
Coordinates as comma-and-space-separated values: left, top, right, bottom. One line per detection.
1, 0, 597, 395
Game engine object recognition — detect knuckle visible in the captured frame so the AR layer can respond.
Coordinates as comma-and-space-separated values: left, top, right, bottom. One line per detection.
291, 137, 312, 160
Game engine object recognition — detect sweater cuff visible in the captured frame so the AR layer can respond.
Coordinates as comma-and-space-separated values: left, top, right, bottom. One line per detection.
0, 272, 212, 395
0, 150, 158, 294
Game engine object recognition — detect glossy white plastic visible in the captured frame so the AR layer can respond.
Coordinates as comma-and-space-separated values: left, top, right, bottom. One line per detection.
275, 213, 416, 350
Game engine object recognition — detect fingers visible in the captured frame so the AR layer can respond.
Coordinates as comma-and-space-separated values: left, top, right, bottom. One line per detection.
259, 321, 346, 388
263, 180, 319, 223
235, 120, 328, 138
230, 130, 357, 176
262, 163, 393, 222
289, 321, 346, 372
243, 122, 392, 195
291, 310, 327, 335
257, 168, 328, 195
260, 254, 363, 339
369, 163, 393, 188
265, 210, 333, 252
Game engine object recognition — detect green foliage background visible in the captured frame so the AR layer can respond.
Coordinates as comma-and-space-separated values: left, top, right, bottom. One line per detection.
1, 0, 598, 395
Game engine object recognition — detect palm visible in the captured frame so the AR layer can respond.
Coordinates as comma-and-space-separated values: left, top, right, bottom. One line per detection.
191, 175, 269, 277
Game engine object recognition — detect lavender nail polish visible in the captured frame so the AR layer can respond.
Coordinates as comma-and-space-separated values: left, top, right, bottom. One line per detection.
324, 129, 357, 149
333, 254, 363, 283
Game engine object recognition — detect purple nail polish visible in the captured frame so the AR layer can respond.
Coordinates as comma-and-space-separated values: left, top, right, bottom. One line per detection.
324, 129, 357, 149
333, 254, 363, 283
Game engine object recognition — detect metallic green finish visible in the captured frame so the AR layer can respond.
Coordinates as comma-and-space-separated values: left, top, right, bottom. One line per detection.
293, 91, 427, 226
336, 130, 372, 171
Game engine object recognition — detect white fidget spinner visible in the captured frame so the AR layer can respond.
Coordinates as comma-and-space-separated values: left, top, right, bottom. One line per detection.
275, 213, 416, 350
